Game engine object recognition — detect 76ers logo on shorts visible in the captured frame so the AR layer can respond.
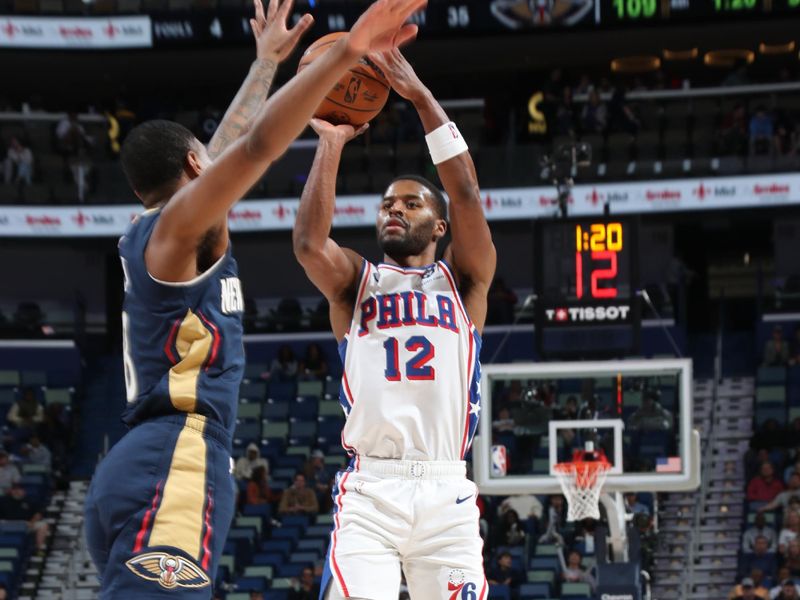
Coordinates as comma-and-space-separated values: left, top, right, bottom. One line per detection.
126, 552, 210, 589
448, 569, 478, 600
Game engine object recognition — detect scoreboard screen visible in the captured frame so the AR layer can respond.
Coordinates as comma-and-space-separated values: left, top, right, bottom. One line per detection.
534, 218, 641, 357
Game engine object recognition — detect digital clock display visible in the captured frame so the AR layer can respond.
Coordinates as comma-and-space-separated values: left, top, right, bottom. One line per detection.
535, 218, 641, 357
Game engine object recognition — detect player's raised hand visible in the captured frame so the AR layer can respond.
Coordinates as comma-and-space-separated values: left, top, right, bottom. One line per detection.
251, 0, 314, 63
347, 0, 427, 55
310, 118, 369, 145
368, 49, 426, 102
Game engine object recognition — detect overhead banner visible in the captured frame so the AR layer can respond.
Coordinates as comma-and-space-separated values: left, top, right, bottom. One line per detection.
0, 16, 152, 49
0, 173, 797, 237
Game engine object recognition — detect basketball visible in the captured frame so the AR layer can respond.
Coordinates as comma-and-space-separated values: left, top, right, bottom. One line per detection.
297, 32, 391, 127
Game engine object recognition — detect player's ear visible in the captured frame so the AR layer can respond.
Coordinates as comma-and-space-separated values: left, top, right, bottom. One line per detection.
433, 218, 448, 241
185, 149, 204, 179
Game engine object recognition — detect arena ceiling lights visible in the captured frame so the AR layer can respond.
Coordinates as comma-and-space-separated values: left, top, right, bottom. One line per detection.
757, 41, 796, 55
610, 55, 661, 73
703, 48, 756, 67
662, 48, 699, 61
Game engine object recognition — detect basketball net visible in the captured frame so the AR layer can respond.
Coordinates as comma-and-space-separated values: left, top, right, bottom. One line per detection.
553, 445, 611, 521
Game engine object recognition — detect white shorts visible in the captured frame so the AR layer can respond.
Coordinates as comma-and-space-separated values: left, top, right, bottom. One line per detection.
322, 457, 487, 600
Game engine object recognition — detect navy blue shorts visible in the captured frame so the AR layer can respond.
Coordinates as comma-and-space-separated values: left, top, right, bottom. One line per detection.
85, 413, 236, 599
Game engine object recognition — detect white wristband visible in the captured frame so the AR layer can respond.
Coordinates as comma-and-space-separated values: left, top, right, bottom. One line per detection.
425, 121, 469, 165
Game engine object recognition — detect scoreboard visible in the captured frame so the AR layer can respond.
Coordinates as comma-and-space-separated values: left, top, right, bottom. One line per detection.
290, 0, 800, 34
534, 217, 641, 357
151, 0, 800, 47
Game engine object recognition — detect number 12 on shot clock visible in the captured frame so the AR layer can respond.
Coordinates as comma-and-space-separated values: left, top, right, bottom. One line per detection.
575, 223, 623, 300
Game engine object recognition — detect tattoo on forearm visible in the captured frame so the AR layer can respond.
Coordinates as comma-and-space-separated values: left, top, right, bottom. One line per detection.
208, 58, 278, 158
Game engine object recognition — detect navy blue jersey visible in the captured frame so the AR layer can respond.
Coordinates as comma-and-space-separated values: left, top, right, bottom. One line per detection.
118, 208, 245, 438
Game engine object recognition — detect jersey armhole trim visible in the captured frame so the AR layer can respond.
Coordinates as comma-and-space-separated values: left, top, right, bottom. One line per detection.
354, 260, 372, 308
147, 249, 228, 288
438, 259, 479, 338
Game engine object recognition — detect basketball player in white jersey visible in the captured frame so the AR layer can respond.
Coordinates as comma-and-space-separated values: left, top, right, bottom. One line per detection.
293, 49, 496, 600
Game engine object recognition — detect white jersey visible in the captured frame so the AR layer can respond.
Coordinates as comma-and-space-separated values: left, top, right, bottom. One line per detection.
337, 260, 482, 462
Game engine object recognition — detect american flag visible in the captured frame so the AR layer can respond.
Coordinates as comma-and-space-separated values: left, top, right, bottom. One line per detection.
656, 457, 682, 473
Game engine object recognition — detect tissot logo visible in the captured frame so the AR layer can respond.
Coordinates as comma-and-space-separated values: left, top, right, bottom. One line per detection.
545, 305, 631, 323
606, 192, 629, 202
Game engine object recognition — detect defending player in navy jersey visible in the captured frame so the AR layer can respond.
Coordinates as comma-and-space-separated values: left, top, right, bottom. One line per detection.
294, 50, 496, 600
83, 2, 427, 597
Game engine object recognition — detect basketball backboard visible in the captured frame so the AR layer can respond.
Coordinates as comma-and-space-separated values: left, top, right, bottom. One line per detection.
473, 358, 700, 495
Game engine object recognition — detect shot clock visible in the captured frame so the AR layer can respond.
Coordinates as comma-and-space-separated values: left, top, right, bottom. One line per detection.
535, 218, 641, 358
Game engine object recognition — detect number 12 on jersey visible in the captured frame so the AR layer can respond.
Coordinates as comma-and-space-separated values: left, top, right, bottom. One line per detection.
383, 335, 436, 381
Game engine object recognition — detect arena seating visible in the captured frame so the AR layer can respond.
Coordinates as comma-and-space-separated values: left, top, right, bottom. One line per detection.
0, 358, 78, 599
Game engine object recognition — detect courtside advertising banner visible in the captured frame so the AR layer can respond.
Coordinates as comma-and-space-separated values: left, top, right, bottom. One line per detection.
0, 173, 799, 236
0, 16, 152, 49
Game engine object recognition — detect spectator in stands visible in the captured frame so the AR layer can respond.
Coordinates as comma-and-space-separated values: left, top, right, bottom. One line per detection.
780, 511, 800, 555
731, 577, 767, 600
55, 112, 92, 156
289, 566, 320, 600
3, 136, 33, 186
581, 89, 607, 134
0, 483, 49, 551
554, 86, 577, 137
492, 407, 515, 434
245, 465, 272, 506
303, 449, 332, 512
789, 326, 800, 367
300, 343, 328, 380
55, 111, 94, 202
749, 462, 786, 503
487, 551, 524, 588
719, 103, 749, 156
759, 473, 800, 515
235, 443, 270, 481
487, 277, 518, 325
0, 449, 20, 494
249, 593, 264, 600
557, 545, 596, 590
6, 387, 44, 436
0, 583, 6, 599
776, 579, 800, 600
628, 390, 672, 431
784, 540, 800, 575
771, 570, 800, 599
750, 106, 776, 156
785, 460, 800, 485
24, 435, 51, 468
764, 326, 790, 367
741, 535, 779, 581
774, 110, 797, 157
493, 508, 526, 547
730, 570, 770, 600
539, 495, 567, 543
636, 513, 657, 573
499, 494, 543, 536
268, 345, 299, 381
744, 513, 779, 553
608, 86, 639, 136
624, 493, 650, 517
278, 473, 319, 516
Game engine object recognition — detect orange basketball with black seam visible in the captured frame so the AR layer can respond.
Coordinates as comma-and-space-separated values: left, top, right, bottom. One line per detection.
298, 31, 391, 127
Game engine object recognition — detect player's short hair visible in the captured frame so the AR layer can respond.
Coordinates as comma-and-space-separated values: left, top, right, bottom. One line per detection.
121, 120, 197, 199
390, 174, 448, 221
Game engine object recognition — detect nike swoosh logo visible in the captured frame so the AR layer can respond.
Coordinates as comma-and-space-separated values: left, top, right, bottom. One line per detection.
456, 494, 474, 504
